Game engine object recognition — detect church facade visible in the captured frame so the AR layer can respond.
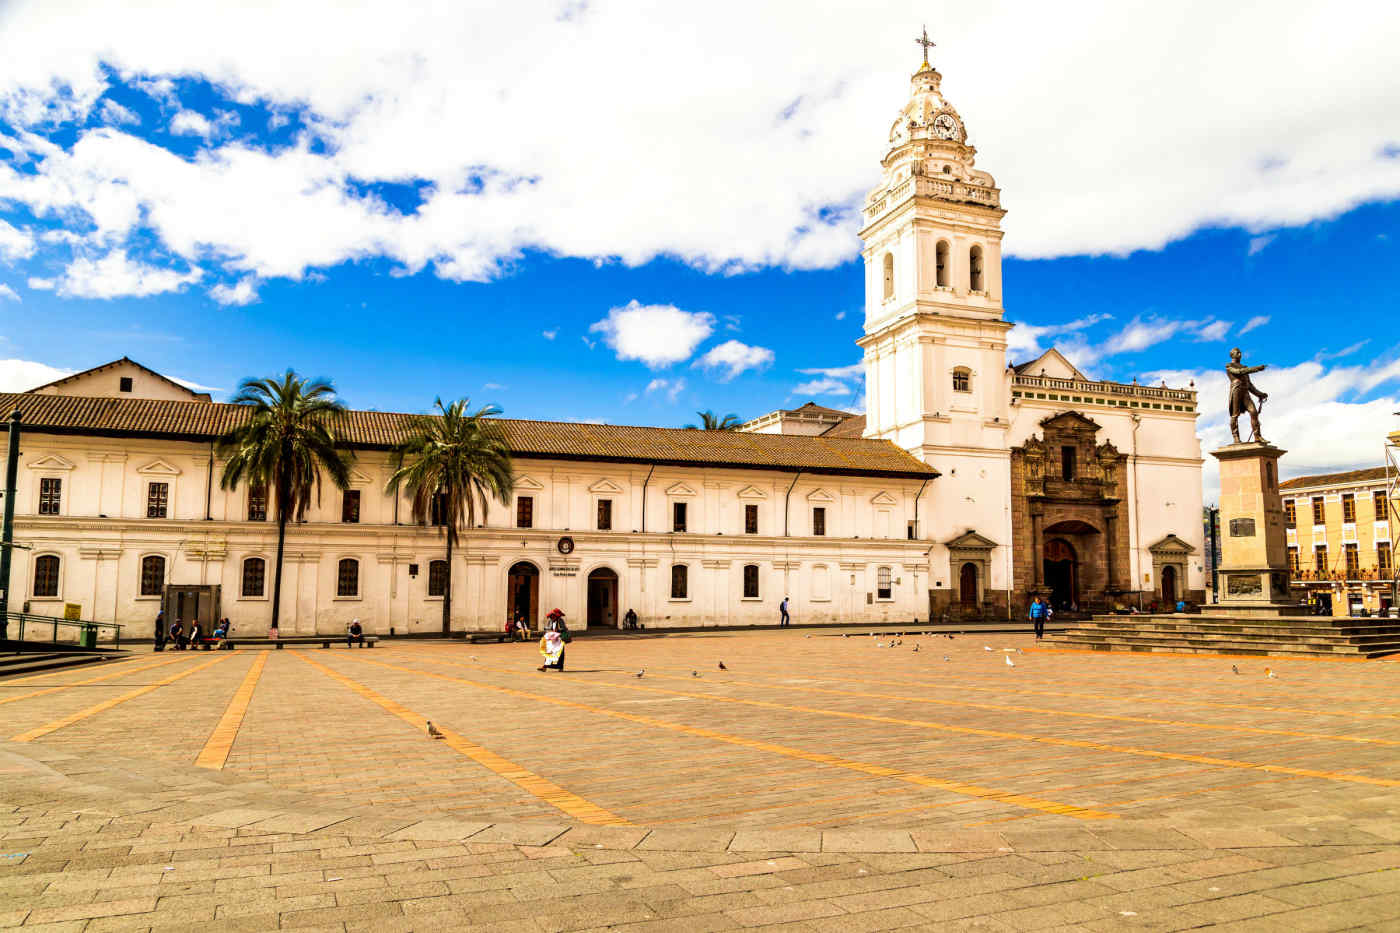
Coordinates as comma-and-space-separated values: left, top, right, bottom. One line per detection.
2, 46, 1205, 638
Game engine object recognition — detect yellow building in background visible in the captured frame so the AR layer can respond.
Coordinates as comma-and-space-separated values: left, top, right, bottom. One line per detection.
1282, 466, 1396, 615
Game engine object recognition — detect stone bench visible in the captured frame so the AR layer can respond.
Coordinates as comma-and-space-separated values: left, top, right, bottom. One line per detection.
220, 636, 379, 650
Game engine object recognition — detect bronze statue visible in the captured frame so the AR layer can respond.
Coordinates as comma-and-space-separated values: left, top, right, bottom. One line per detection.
1227, 347, 1268, 443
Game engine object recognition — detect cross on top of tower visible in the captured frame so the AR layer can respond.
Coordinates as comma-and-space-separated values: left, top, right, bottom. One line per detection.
914, 26, 935, 68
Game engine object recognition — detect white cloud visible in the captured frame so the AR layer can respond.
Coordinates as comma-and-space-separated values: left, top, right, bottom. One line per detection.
1239, 315, 1270, 335
1006, 313, 1113, 361
483, 381, 505, 390
793, 377, 852, 396
693, 339, 774, 381
541, 328, 557, 340
26, 276, 55, 290
169, 109, 214, 137
1, 2, 1395, 287
1193, 319, 1232, 342
57, 249, 201, 298
834, 310, 846, 321
590, 300, 714, 368
0, 220, 34, 260
1247, 234, 1276, 256
99, 99, 139, 126
797, 362, 864, 380
208, 276, 257, 306
0, 283, 18, 302
168, 374, 222, 392
644, 376, 686, 402
0, 358, 72, 391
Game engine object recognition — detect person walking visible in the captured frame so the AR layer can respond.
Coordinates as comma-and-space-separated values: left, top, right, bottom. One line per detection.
779, 596, 790, 627
154, 609, 166, 652
1029, 596, 1047, 640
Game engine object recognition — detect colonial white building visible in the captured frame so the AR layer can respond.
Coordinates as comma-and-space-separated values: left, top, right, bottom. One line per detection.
2, 46, 1206, 638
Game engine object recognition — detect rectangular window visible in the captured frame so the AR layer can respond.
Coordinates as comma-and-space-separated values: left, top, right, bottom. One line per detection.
119, 376, 133, 392
34, 555, 60, 597
1342, 493, 1356, 523
247, 485, 267, 522
516, 496, 533, 529
876, 566, 892, 600
140, 555, 165, 597
673, 501, 687, 533
812, 507, 826, 536
744, 504, 758, 535
1345, 543, 1360, 576
1311, 497, 1325, 524
428, 560, 448, 596
341, 490, 361, 524
38, 477, 62, 515
1287, 545, 1299, 574
742, 564, 759, 599
907, 520, 917, 540
1284, 499, 1295, 528
1375, 490, 1389, 520
337, 558, 359, 597
1379, 542, 1393, 573
596, 498, 612, 531
1314, 545, 1328, 574
670, 564, 688, 599
146, 482, 169, 519
242, 558, 265, 598
1061, 445, 1076, 481
430, 492, 448, 527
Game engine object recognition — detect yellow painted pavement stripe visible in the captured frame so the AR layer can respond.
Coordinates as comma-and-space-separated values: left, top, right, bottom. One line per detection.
345, 653, 1115, 821
11, 654, 230, 742
291, 652, 628, 826
403, 653, 1400, 792
0, 655, 192, 707
194, 652, 268, 770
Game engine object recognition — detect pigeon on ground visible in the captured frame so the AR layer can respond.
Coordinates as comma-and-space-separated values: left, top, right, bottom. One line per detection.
943, 656, 951, 662
426, 721, 445, 740
896, 639, 903, 646
912, 645, 920, 653
805, 634, 812, 638
636, 669, 645, 678
1232, 664, 1240, 675
1266, 667, 1277, 679
1005, 655, 1015, 668
470, 655, 479, 661
692, 670, 699, 677
984, 646, 993, 652
1017, 648, 1024, 654
718, 661, 727, 670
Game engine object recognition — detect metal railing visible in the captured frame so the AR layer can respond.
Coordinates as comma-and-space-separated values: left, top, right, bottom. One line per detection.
3, 611, 123, 650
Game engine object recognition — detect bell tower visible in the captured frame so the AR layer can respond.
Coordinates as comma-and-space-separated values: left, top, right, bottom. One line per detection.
859, 31, 1013, 599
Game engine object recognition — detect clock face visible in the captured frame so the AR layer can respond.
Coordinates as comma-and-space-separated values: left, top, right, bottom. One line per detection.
932, 113, 959, 140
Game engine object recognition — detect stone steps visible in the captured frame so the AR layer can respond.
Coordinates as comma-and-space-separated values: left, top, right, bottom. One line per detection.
0, 651, 119, 679
1062, 625, 1400, 646
1049, 614, 1400, 658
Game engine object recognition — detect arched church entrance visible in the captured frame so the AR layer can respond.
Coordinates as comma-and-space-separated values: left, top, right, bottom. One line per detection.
506, 562, 539, 628
1161, 565, 1178, 607
587, 567, 619, 628
1043, 538, 1078, 611
959, 562, 979, 610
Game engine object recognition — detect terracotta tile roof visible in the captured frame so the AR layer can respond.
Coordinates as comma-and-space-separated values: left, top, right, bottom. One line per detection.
1279, 466, 1389, 491
0, 393, 935, 479
821, 414, 867, 438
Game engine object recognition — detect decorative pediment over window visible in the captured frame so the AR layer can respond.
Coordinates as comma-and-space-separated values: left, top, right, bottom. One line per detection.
945, 530, 997, 550
27, 453, 75, 472
870, 490, 898, 506
1039, 411, 1101, 433
588, 478, 623, 494
514, 475, 545, 491
666, 481, 697, 497
736, 485, 768, 500
1149, 534, 1196, 556
347, 468, 374, 488
806, 487, 836, 503
137, 458, 181, 476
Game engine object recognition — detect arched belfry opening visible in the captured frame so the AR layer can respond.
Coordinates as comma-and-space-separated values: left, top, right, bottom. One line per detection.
882, 252, 894, 300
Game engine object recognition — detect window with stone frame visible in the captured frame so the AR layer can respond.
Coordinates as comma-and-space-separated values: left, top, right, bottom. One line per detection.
1311, 496, 1325, 524
673, 501, 687, 533
427, 559, 448, 597
34, 554, 60, 597
515, 496, 533, 529
882, 252, 894, 300
341, 489, 361, 524
969, 245, 984, 291
1060, 445, 1076, 481
337, 558, 360, 597
247, 484, 267, 521
429, 492, 448, 527
670, 564, 688, 599
242, 558, 265, 597
1379, 541, 1393, 573
1344, 543, 1360, 576
743, 564, 759, 599
1314, 544, 1328, 574
1284, 499, 1296, 528
1287, 545, 1300, 574
952, 368, 971, 393
935, 240, 949, 287
1342, 493, 1356, 523
812, 507, 826, 536
1375, 490, 1389, 521
38, 477, 62, 515
877, 566, 892, 600
596, 498, 612, 531
744, 504, 759, 535
139, 555, 165, 597
146, 482, 169, 518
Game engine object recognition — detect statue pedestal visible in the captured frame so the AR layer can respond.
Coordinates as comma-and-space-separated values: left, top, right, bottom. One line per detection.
1206, 441, 1306, 617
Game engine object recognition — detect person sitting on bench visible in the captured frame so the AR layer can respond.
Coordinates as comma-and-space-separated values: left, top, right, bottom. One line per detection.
347, 618, 365, 648
624, 608, 639, 630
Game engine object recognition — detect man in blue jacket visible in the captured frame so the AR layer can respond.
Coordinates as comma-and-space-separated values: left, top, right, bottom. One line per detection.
1029, 596, 1047, 640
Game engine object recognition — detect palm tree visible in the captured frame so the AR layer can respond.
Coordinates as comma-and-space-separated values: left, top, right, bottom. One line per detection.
685, 410, 743, 431
218, 371, 352, 631
387, 399, 514, 635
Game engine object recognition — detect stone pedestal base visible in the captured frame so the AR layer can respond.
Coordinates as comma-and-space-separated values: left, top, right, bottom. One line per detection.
1211, 442, 1302, 616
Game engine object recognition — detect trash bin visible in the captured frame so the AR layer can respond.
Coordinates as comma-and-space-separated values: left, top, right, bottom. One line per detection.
79, 624, 98, 650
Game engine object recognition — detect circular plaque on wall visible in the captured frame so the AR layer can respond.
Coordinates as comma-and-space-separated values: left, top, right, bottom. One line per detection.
557, 536, 575, 555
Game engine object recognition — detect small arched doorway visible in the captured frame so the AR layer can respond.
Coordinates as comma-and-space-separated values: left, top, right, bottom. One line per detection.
1161, 565, 1178, 607
959, 562, 979, 610
1043, 538, 1078, 610
587, 567, 619, 628
506, 562, 539, 627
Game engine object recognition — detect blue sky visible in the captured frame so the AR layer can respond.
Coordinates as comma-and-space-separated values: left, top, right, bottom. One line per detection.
1, 1, 1398, 487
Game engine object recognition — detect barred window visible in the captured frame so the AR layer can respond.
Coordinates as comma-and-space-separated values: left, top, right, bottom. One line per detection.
877, 566, 892, 600
743, 564, 759, 599
146, 482, 169, 519
139, 555, 165, 597
670, 564, 688, 599
744, 504, 758, 535
596, 498, 612, 531
247, 485, 267, 522
428, 559, 448, 597
516, 496, 533, 529
38, 477, 62, 515
34, 555, 60, 597
337, 558, 360, 597
242, 558, 265, 597
341, 490, 361, 524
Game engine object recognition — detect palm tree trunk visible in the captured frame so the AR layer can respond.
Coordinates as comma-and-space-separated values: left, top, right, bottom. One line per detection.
271, 510, 287, 630
441, 532, 453, 635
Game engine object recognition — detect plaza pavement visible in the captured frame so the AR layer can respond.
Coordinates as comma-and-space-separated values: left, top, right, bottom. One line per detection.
0, 629, 1398, 931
